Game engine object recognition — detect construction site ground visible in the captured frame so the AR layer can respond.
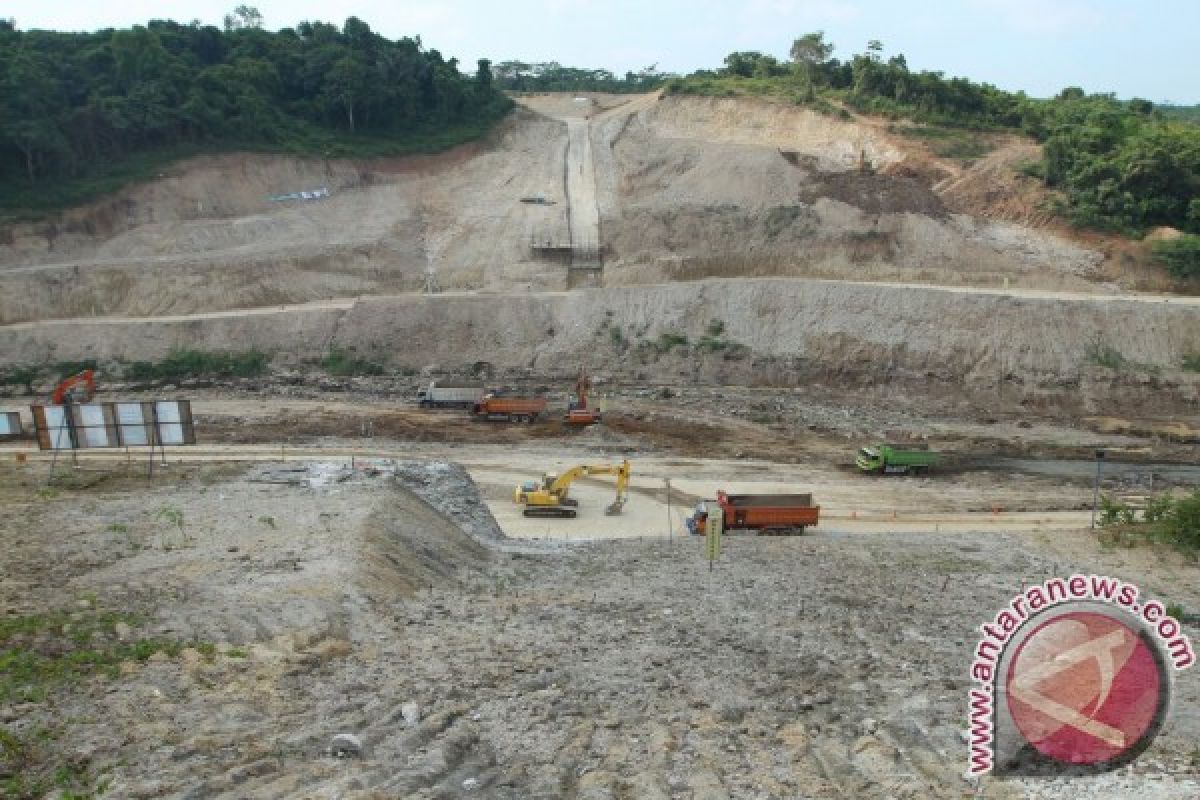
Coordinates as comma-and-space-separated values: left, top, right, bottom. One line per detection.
1, 89, 1197, 799
1, 385, 1198, 799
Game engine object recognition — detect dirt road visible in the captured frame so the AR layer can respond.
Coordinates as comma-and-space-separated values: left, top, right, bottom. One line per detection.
1, 439, 1100, 540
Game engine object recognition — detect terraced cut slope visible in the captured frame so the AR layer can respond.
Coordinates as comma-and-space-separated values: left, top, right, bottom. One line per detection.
0, 92, 1164, 326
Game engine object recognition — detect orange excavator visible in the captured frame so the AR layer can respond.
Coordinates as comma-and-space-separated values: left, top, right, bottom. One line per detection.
565, 368, 602, 426
51, 370, 96, 405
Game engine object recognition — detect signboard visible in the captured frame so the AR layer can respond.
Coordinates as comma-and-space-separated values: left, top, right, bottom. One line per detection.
155, 401, 187, 445
31, 401, 195, 451
115, 403, 150, 446
705, 502, 724, 566
0, 412, 21, 438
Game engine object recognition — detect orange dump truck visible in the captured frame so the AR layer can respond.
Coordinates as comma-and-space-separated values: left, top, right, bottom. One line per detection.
472, 393, 547, 422
687, 490, 819, 535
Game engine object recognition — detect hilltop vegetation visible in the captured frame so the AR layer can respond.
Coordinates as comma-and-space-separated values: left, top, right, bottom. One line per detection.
0, 9, 512, 218
668, 35, 1200, 259
492, 61, 669, 94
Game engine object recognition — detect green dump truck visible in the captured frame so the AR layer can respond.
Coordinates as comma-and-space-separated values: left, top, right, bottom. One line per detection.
856, 445, 939, 475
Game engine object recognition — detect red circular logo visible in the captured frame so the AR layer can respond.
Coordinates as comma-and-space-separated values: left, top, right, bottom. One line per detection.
1005, 611, 1166, 766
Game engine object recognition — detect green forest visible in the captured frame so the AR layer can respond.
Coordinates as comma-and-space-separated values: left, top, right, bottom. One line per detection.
668, 35, 1200, 276
491, 61, 669, 94
0, 9, 512, 217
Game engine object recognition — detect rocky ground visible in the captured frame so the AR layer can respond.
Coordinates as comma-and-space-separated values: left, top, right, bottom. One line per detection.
0, 457, 1197, 799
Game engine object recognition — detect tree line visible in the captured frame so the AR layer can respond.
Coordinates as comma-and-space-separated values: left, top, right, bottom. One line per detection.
0, 11, 511, 200
491, 61, 670, 94
668, 33, 1200, 268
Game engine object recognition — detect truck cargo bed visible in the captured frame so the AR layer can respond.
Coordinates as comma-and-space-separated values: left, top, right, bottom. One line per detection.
723, 493, 814, 508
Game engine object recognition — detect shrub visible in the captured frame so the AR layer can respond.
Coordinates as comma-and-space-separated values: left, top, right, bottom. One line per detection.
1086, 340, 1126, 370
1155, 491, 1200, 551
654, 332, 689, 353
125, 350, 269, 382
1152, 234, 1200, 280
319, 349, 383, 376
1098, 494, 1136, 526
0, 365, 39, 394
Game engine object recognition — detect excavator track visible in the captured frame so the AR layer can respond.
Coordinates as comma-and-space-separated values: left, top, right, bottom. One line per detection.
523, 506, 578, 518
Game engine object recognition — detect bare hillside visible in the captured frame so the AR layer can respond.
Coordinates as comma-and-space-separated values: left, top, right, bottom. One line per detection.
0, 93, 1165, 324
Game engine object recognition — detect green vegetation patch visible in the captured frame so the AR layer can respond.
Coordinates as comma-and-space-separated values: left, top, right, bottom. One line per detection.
0, 609, 181, 704
0, 606, 215, 795
889, 124, 993, 161
1098, 491, 1200, 554
1151, 234, 1200, 280
1085, 340, 1126, 370
124, 349, 269, 382
319, 348, 383, 376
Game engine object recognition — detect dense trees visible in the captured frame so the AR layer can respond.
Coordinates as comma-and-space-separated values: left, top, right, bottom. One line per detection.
668, 35, 1200, 237
491, 61, 669, 93
0, 14, 512, 205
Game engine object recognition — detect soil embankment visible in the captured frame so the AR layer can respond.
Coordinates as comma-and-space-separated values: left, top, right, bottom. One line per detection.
2, 278, 1196, 422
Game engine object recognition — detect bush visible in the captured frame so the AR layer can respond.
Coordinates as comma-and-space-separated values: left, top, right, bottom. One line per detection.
1152, 235, 1200, 280
1184, 354, 1200, 372
0, 365, 39, 394
1098, 494, 1136, 526
125, 350, 269, 382
1154, 491, 1200, 551
654, 332, 689, 353
1086, 339, 1126, 370
319, 349, 383, 376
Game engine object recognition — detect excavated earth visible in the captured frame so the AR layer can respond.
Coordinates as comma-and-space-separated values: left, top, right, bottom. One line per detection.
1, 460, 1197, 800
0, 91, 1198, 800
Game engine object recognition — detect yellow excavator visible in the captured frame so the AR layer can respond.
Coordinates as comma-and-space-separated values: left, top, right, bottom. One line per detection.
513, 459, 631, 518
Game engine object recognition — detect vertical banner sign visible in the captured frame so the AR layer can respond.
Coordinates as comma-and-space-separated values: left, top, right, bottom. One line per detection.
0, 412, 21, 438
115, 403, 150, 446
155, 401, 185, 445
705, 502, 724, 568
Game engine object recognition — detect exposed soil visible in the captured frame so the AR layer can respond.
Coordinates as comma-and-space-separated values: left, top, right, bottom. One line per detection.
0, 89, 1197, 800
0, 452, 1196, 799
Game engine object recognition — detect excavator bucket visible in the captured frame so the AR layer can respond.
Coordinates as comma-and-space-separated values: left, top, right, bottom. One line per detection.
604, 497, 626, 516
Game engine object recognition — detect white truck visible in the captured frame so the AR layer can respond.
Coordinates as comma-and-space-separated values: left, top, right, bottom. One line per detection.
416, 381, 484, 409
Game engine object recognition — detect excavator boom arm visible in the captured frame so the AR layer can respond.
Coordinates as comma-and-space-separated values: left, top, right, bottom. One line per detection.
51, 370, 96, 405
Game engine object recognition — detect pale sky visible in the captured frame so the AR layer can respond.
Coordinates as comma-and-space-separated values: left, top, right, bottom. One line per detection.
5, 0, 1199, 104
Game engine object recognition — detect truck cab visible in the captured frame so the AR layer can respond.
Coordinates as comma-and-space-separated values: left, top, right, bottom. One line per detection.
856, 447, 882, 472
